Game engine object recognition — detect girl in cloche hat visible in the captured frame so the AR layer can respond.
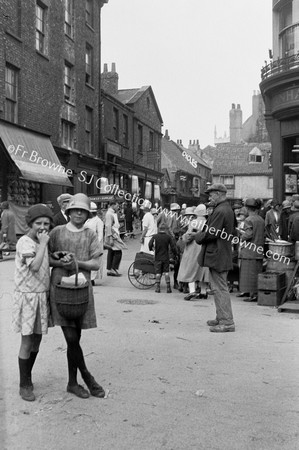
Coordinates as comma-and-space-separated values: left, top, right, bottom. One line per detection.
13, 204, 53, 402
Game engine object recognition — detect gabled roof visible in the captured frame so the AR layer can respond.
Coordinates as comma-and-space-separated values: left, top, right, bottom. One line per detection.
162, 138, 198, 178
204, 143, 272, 176
115, 86, 163, 123
183, 146, 212, 170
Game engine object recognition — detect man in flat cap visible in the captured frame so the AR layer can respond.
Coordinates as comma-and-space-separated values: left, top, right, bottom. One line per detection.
53, 193, 72, 227
195, 183, 236, 333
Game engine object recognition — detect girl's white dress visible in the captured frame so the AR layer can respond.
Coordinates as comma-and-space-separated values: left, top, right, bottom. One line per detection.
12, 235, 50, 335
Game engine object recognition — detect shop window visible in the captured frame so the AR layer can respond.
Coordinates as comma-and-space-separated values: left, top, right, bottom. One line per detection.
86, 0, 93, 27
5, 64, 18, 124
36, 2, 47, 54
85, 44, 93, 85
85, 107, 93, 153
62, 120, 75, 149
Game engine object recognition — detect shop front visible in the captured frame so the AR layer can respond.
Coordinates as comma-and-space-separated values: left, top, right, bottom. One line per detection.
0, 120, 72, 234
260, 73, 299, 201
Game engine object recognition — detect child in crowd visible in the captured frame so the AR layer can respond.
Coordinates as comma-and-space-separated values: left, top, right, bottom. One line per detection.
12, 204, 53, 401
148, 223, 177, 293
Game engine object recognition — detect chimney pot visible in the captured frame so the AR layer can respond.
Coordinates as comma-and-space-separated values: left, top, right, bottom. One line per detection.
111, 62, 116, 72
232, 103, 235, 109
103, 63, 108, 72
237, 104, 241, 109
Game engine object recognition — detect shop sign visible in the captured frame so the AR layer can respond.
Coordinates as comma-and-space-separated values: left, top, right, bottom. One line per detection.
107, 141, 121, 157
272, 87, 299, 111
88, 194, 116, 202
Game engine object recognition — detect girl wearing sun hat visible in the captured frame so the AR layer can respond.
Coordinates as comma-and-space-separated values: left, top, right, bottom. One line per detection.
49, 193, 105, 399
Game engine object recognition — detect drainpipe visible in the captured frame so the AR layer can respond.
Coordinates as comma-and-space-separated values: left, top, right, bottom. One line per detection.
98, 1, 109, 161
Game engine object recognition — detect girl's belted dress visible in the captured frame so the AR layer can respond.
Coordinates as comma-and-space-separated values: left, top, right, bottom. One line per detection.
49, 224, 102, 329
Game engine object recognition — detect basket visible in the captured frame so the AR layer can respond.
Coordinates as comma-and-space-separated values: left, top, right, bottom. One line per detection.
55, 259, 89, 320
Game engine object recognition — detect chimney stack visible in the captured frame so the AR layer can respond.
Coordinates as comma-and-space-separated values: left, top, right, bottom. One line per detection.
230, 103, 242, 144
101, 62, 119, 95
164, 129, 170, 140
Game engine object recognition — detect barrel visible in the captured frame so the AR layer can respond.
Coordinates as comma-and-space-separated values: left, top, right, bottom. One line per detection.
267, 242, 294, 259
266, 259, 295, 286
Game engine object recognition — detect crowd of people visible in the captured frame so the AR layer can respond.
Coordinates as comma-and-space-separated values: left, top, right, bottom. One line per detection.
4, 186, 299, 402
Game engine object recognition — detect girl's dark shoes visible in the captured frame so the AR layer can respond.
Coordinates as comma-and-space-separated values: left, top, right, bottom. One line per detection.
67, 383, 90, 398
19, 386, 35, 402
84, 374, 105, 398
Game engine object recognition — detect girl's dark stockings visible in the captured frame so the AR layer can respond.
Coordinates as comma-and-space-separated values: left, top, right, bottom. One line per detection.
62, 325, 89, 386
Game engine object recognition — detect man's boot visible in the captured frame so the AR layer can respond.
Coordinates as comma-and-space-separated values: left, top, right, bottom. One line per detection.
166, 282, 172, 293
155, 282, 160, 293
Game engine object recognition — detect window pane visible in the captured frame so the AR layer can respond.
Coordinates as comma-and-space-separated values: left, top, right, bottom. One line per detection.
86, 0, 93, 26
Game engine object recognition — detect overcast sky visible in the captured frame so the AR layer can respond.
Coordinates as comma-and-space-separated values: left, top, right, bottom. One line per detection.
101, 0, 273, 148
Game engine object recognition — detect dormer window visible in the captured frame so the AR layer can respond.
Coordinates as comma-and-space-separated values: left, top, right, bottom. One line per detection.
249, 146, 263, 163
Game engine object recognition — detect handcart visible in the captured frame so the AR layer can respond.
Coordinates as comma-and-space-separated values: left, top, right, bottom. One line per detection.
128, 252, 156, 289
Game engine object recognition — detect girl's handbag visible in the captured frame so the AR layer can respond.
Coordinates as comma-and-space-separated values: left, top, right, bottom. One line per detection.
55, 259, 89, 320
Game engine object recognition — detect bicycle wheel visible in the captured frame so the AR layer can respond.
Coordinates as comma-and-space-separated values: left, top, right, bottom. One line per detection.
128, 260, 156, 290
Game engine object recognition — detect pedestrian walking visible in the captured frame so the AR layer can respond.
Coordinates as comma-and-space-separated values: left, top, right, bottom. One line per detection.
148, 223, 177, 293
178, 205, 209, 300
140, 203, 157, 254
12, 204, 53, 402
84, 202, 104, 285
104, 201, 124, 276
124, 201, 134, 237
238, 198, 265, 302
49, 193, 105, 399
195, 183, 236, 333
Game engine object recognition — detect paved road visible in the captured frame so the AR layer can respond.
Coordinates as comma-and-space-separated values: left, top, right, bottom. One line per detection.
1, 238, 299, 450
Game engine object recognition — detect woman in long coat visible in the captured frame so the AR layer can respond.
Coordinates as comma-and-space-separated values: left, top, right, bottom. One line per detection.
239, 198, 265, 302
49, 193, 105, 399
178, 205, 209, 300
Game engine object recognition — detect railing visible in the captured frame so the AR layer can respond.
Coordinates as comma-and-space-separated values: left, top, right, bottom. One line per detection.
261, 52, 299, 80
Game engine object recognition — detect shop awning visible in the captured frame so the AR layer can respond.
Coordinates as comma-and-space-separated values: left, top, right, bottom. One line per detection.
0, 121, 72, 186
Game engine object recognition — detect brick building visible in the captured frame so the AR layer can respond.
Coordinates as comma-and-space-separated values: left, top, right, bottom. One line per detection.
0, 0, 107, 230
0, 1, 163, 229
96, 63, 163, 207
